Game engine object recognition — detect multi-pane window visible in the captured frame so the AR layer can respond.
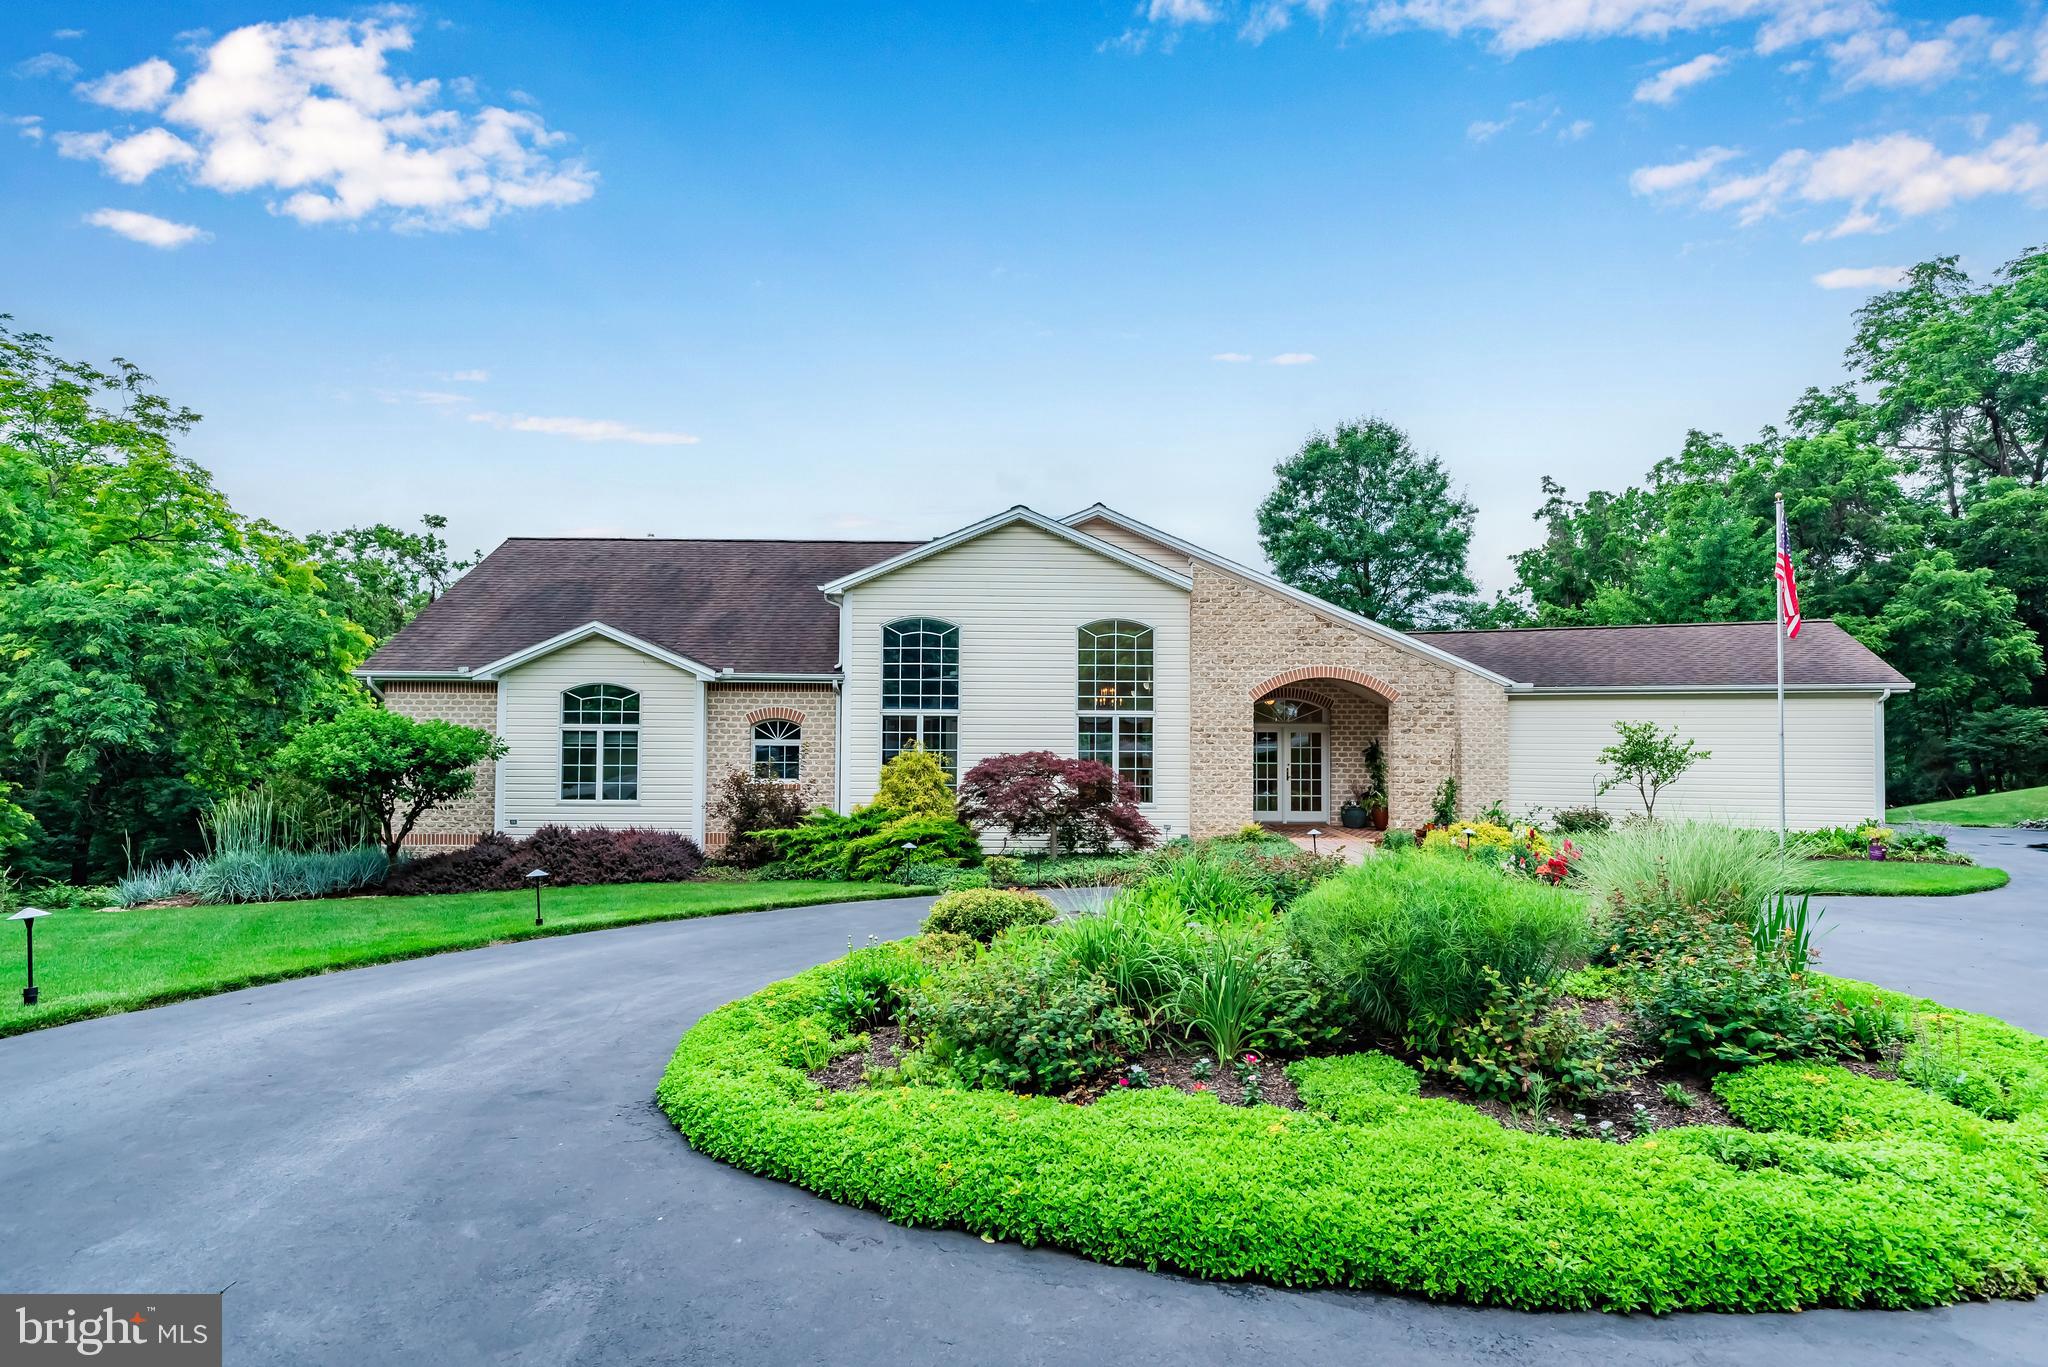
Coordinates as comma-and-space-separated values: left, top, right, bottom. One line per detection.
881, 618, 959, 773
1077, 619, 1153, 803
561, 684, 640, 800
752, 719, 802, 782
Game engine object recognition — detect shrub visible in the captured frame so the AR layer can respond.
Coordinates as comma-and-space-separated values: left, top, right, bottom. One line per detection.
1168, 923, 1336, 1061
190, 845, 390, 903
1577, 820, 1792, 918
758, 807, 981, 882
983, 854, 1024, 887
844, 814, 981, 881
898, 860, 985, 890
276, 708, 507, 860
1431, 967, 1627, 1106
957, 751, 1155, 857
1635, 918, 1840, 1071
921, 887, 1058, 943
1551, 805, 1612, 835
906, 939, 1144, 1092
863, 745, 957, 820
380, 826, 703, 896
660, 958, 2048, 1312
1429, 775, 1459, 826
1284, 855, 1592, 1052
1381, 829, 1415, 851
20, 882, 120, 910
708, 770, 807, 868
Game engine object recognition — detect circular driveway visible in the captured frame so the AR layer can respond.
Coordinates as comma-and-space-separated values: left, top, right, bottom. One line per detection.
2, 840, 2043, 1366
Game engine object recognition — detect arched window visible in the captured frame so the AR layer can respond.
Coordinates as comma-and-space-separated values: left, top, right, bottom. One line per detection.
881, 618, 959, 772
1077, 619, 1154, 802
561, 684, 640, 801
1254, 696, 1325, 724
752, 718, 802, 782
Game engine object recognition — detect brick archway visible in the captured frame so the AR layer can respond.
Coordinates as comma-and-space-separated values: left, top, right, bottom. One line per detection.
1250, 666, 1399, 704
743, 705, 806, 726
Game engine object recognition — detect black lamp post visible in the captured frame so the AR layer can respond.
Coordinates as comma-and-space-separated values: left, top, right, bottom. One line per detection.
527, 869, 549, 927
1306, 828, 1322, 857
12, 905, 49, 1006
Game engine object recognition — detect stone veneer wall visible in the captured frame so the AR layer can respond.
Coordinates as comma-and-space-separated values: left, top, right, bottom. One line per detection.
704, 683, 839, 845
381, 680, 498, 848
1188, 564, 1508, 834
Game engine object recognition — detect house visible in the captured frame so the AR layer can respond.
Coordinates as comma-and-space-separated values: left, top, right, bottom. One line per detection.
358, 504, 1911, 850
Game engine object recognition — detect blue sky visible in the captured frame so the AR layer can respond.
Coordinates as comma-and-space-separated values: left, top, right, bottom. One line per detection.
4, 1, 2044, 587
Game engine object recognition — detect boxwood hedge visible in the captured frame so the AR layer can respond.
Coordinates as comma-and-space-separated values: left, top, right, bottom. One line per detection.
656, 955, 2048, 1312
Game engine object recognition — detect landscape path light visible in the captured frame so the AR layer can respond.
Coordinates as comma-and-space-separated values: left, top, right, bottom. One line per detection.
1306, 828, 1322, 857
12, 905, 49, 1006
527, 868, 549, 927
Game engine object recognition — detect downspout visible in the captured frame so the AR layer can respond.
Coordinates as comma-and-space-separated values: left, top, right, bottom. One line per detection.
1874, 689, 1891, 822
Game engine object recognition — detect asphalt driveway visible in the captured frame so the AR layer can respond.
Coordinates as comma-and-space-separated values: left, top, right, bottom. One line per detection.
2, 845, 2043, 1366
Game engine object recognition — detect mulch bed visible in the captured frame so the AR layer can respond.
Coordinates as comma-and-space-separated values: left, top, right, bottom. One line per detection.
1061, 1048, 1305, 1110
810, 1024, 908, 1090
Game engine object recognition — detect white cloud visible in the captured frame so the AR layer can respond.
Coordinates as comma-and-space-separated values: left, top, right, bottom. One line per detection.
1559, 118, 1594, 141
465, 411, 700, 446
1365, 0, 1774, 56
1634, 52, 1729, 104
1628, 146, 1740, 195
1634, 124, 2048, 231
1268, 352, 1317, 364
53, 29, 86, 40
1826, 20, 1987, 89
1813, 265, 1906, 289
1466, 116, 1512, 142
1212, 352, 1253, 362
14, 52, 81, 80
443, 368, 489, 382
1150, 0, 1221, 22
42, 15, 597, 233
76, 57, 177, 111
57, 127, 198, 183
84, 208, 209, 248
12, 115, 43, 141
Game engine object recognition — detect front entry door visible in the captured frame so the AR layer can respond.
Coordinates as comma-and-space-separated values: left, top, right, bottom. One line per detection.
1284, 726, 1326, 820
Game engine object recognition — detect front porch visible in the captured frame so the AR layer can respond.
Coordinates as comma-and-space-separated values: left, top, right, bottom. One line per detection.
1258, 821, 1381, 864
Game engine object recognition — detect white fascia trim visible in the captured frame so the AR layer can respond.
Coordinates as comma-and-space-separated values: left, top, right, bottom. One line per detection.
1513, 684, 1908, 697
470, 622, 720, 681
1059, 504, 1520, 690
817, 505, 1193, 595
713, 671, 841, 683
354, 669, 471, 681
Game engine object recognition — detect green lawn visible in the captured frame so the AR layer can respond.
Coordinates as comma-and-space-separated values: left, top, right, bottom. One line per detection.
1889, 784, 2048, 827
1786, 861, 2010, 896
0, 880, 916, 1039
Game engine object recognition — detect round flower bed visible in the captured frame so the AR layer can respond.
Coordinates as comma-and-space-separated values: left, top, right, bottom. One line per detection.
657, 960, 2048, 1314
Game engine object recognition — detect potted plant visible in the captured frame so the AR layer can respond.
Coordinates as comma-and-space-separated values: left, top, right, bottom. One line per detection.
1363, 741, 1390, 830
1340, 793, 1368, 829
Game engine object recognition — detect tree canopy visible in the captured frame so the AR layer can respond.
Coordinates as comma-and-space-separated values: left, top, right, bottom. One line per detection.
1485, 245, 2048, 802
1257, 418, 1478, 630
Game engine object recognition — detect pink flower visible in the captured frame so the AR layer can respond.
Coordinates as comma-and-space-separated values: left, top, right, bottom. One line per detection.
1243, 1052, 1261, 1065
1117, 1078, 1130, 1087
1192, 1083, 1209, 1092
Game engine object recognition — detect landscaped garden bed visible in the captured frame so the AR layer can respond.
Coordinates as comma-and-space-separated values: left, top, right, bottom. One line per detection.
658, 826, 2048, 1313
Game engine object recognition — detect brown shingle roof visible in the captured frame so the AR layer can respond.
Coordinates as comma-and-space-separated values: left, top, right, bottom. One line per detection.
362, 537, 920, 676
1413, 620, 1912, 690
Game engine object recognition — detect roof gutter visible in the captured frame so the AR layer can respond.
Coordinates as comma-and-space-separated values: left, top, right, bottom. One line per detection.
1513, 683, 1911, 697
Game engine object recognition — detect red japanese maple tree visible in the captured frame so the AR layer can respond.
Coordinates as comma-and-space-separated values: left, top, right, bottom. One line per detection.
957, 751, 1157, 858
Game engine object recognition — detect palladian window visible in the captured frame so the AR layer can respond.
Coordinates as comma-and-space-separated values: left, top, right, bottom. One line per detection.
881, 617, 959, 773
561, 684, 640, 800
1077, 619, 1153, 803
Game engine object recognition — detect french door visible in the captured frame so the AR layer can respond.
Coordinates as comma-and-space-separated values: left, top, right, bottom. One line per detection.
1253, 725, 1327, 821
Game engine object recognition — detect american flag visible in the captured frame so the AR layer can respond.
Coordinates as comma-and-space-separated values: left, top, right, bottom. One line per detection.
1775, 516, 1802, 639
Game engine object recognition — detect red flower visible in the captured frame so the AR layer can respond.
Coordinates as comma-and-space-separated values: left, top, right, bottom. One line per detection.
1192, 1083, 1209, 1092
1243, 1052, 1261, 1065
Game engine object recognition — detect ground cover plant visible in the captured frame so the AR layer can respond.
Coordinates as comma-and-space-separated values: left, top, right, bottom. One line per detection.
1783, 861, 2008, 896
658, 827, 2048, 1312
2, 878, 904, 1039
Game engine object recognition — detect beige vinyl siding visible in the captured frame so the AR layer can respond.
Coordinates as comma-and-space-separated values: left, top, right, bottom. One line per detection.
1069, 516, 1195, 574
495, 637, 705, 839
1507, 692, 1884, 828
841, 521, 1191, 842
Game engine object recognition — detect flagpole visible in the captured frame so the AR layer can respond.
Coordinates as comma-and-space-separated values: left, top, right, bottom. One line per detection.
1776, 492, 1787, 852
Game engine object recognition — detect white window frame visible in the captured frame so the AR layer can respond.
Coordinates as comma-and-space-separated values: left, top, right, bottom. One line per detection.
1077, 619, 1154, 804
881, 618, 960, 774
751, 718, 803, 783
561, 683, 641, 802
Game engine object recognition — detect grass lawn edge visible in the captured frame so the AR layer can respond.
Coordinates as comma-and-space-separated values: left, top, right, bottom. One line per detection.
1785, 862, 2011, 897
0, 881, 930, 1042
